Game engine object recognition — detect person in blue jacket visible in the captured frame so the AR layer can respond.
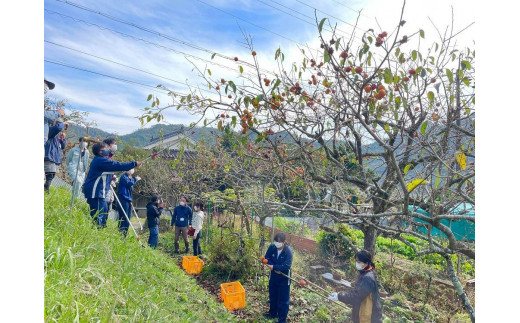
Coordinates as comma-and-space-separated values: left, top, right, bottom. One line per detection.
117, 168, 141, 236
44, 118, 67, 193
170, 196, 192, 253
83, 142, 142, 228
264, 232, 293, 323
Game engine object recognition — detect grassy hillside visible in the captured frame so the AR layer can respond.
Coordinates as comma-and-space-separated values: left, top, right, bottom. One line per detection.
44, 188, 235, 322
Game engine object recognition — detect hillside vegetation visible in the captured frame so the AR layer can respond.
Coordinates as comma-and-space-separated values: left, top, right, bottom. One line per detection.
44, 188, 235, 322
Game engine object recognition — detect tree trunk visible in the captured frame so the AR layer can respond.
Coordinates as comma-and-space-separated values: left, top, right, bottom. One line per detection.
444, 255, 475, 322
362, 224, 378, 257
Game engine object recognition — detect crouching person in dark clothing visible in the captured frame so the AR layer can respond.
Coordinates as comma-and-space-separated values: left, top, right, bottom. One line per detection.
264, 232, 293, 323
328, 250, 382, 323
146, 195, 165, 249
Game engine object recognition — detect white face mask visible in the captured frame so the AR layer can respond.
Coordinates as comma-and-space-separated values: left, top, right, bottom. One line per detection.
110, 145, 118, 152
274, 241, 283, 249
355, 262, 366, 270
180, 201, 185, 206
81, 142, 87, 149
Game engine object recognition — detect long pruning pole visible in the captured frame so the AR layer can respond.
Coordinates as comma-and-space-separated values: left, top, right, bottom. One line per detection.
131, 203, 143, 230
111, 186, 144, 248
261, 263, 350, 311
69, 147, 83, 210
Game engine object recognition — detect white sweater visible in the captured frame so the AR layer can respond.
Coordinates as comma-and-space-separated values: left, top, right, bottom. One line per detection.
192, 211, 205, 236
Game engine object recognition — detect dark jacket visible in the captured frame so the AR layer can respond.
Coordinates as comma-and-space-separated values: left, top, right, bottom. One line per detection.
338, 269, 382, 323
170, 205, 192, 227
265, 244, 293, 284
146, 201, 163, 228
117, 174, 138, 201
44, 121, 66, 164
83, 156, 137, 199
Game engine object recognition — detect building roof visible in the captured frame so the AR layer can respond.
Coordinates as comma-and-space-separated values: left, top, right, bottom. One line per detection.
143, 130, 196, 150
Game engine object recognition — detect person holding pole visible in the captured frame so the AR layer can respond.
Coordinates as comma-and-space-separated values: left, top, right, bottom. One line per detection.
147, 195, 165, 249
191, 201, 205, 256
170, 196, 192, 254
44, 118, 67, 193
328, 250, 382, 323
83, 142, 142, 228
117, 169, 140, 236
264, 232, 293, 323
66, 137, 90, 201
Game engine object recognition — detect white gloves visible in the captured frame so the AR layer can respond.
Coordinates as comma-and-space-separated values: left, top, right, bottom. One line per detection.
136, 176, 141, 181
328, 293, 338, 301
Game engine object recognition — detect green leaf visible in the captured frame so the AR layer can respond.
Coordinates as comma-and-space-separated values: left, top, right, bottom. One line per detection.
427, 91, 434, 103
462, 77, 470, 86
435, 169, 441, 189
211, 53, 216, 59
318, 18, 327, 32
187, 94, 192, 102
232, 116, 237, 126
403, 164, 412, 175
420, 121, 428, 135
335, 40, 340, 51
367, 36, 373, 44
367, 52, 372, 66
228, 81, 237, 93
147, 94, 153, 101
384, 68, 393, 84
324, 47, 331, 63
420, 29, 425, 38
273, 79, 281, 89
461, 60, 471, 70
217, 120, 223, 131
384, 124, 389, 132
395, 48, 400, 57
420, 68, 426, 78
412, 50, 417, 61
207, 69, 211, 76
239, 66, 243, 74
446, 69, 453, 83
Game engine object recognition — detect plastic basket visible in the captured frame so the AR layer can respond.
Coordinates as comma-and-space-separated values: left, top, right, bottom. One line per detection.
220, 281, 246, 310
181, 256, 204, 274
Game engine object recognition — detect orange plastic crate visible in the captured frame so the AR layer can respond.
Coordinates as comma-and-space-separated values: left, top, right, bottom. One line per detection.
220, 281, 246, 310
181, 256, 204, 274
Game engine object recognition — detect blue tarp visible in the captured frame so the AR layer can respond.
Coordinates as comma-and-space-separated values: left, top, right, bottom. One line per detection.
408, 203, 475, 241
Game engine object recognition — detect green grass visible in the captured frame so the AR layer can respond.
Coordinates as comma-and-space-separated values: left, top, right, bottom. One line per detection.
44, 187, 236, 322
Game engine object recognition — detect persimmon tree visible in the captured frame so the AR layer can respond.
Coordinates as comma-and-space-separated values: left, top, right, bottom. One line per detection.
141, 2, 475, 320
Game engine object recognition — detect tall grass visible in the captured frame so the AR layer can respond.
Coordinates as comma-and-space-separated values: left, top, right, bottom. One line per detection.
44, 187, 235, 322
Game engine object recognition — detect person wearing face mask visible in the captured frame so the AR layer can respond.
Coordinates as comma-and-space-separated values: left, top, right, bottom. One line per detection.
170, 196, 192, 253
103, 138, 118, 160
117, 168, 141, 236
83, 142, 142, 228
264, 232, 293, 323
66, 137, 90, 200
191, 201, 205, 256
146, 195, 166, 249
44, 118, 67, 193
328, 249, 382, 323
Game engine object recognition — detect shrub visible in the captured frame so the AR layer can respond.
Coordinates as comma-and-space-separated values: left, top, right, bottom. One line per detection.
316, 224, 361, 263
273, 217, 312, 237
203, 234, 260, 281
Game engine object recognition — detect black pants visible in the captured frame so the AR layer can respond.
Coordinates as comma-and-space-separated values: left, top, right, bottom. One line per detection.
44, 173, 55, 192
193, 231, 202, 256
269, 278, 291, 323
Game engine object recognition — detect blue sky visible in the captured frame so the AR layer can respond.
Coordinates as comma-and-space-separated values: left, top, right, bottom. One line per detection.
44, 0, 474, 134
